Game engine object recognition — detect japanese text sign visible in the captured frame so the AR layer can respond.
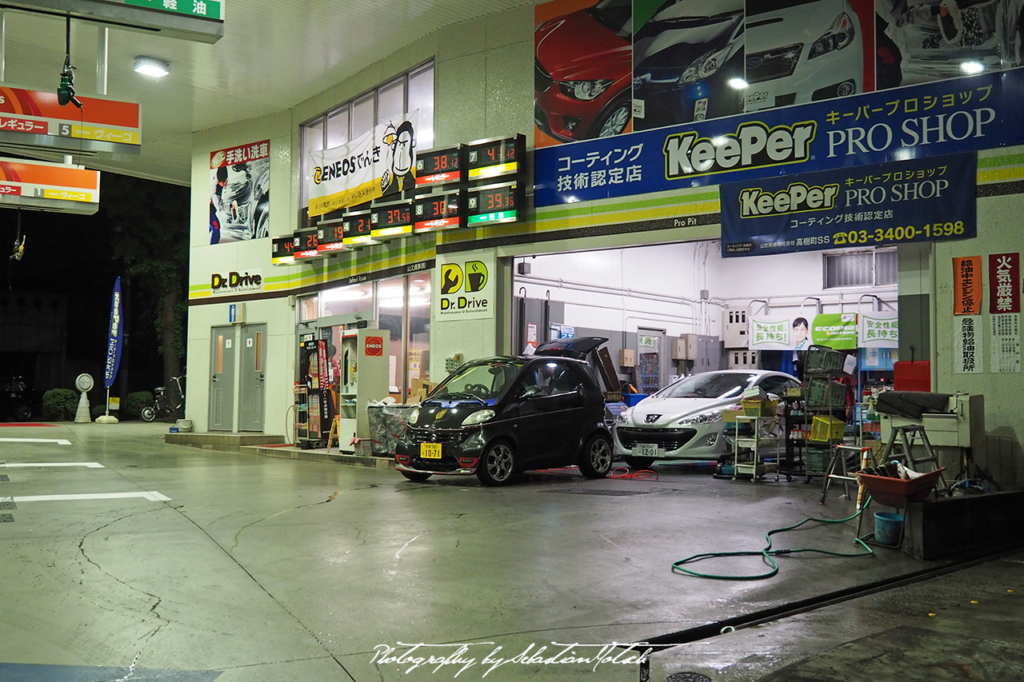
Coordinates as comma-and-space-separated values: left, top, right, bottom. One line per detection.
989, 252, 1020, 314
953, 256, 983, 315
720, 153, 976, 257
0, 85, 140, 150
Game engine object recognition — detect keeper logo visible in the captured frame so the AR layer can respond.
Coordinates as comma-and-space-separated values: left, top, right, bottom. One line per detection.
664, 121, 816, 179
739, 182, 839, 218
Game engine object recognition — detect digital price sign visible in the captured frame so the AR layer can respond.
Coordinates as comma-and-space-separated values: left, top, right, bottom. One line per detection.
271, 237, 295, 265
293, 228, 321, 259
415, 147, 461, 187
317, 220, 348, 254
371, 201, 413, 240
466, 181, 520, 226
414, 190, 462, 233
463, 134, 524, 182
342, 210, 378, 248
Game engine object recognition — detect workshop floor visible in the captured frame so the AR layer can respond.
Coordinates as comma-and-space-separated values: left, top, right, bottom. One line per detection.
0, 422, 1018, 682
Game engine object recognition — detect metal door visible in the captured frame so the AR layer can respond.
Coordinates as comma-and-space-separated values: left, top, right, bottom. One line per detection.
238, 323, 267, 431
209, 326, 236, 431
636, 328, 666, 394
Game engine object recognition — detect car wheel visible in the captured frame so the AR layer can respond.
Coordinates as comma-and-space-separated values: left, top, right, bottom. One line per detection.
14, 404, 32, 421
594, 97, 631, 138
578, 434, 613, 479
140, 406, 156, 422
624, 456, 655, 470
400, 471, 432, 482
477, 441, 516, 486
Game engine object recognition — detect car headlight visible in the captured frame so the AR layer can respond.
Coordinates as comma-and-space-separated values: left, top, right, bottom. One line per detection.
678, 410, 723, 425
462, 409, 495, 427
408, 408, 420, 424
809, 13, 856, 60
680, 46, 730, 85
559, 79, 614, 101
615, 407, 633, 424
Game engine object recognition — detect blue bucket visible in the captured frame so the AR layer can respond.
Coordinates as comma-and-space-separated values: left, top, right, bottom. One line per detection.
874, 512, 904, 546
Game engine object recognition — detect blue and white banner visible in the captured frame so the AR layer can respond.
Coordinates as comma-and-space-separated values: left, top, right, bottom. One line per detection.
103, 276, 123, 389
719, 153, 976, 257
535, 69, 1024, 208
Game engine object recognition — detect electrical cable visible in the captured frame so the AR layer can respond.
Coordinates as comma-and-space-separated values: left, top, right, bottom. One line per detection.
608, 467, 658, 480
672, 497, 876, 581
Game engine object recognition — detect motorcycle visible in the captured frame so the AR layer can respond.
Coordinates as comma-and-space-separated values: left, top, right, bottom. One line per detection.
141, 374, 185, 422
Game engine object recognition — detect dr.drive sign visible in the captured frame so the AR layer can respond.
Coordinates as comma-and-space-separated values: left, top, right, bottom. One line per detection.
435, 255, 494, 320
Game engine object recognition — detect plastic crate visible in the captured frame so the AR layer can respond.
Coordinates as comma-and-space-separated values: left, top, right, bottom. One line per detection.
805, 345, 845, 375
741, 398, 778, 416
804, 447, 832, 474
809, 415, 845, 442
806, 379, 847, 408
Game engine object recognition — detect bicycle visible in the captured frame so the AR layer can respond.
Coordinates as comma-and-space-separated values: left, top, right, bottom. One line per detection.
141, 374, 185, 422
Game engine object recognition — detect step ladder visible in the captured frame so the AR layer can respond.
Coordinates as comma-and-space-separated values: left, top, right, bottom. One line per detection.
879, 424, 949, 494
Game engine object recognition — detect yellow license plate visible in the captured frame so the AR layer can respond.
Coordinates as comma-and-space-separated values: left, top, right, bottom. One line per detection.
420, 442, 442, 459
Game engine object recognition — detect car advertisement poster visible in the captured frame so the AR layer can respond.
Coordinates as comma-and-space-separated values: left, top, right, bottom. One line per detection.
435, 253, 494, 320
719, 152, 976, 257
535, 0, 634, 148
209, 140, 270, 245
307, 111, 418, 217
750, 312, 866, 349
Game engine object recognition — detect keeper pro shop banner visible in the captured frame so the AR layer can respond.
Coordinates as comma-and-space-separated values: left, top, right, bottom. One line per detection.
720, 152, 976, 257
210, 140, 270, 245
308, 111, 418, 217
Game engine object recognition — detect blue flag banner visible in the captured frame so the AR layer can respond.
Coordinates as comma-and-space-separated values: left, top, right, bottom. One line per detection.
103, 276, 123, 389
719, 153, 977, 257
534, 69, 1024, 208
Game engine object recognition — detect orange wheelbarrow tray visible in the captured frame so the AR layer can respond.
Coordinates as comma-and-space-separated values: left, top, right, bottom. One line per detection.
855, 468, 946, 508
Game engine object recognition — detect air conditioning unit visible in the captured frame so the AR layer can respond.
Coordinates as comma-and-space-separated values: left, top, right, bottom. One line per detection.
724, 308, 748, 348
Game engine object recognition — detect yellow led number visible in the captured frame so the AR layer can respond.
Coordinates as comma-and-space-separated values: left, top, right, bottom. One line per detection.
833, 221, 964, 246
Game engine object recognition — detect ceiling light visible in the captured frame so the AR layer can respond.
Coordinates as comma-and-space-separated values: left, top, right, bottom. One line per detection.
134, 56, 170, 78
960, 61, 984, 75
727, 78, 748, 89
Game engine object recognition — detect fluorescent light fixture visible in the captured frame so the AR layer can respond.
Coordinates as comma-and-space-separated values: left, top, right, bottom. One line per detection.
960, 61, 984, 75
727, 77, 748, 89
134, 56, 170, 78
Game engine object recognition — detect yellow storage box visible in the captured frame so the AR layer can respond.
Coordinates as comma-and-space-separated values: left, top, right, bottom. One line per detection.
809, 415, 845, 442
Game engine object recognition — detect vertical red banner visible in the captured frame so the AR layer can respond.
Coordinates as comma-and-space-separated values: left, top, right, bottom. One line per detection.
989, 253, 1020, 314
953, 256, 983, 315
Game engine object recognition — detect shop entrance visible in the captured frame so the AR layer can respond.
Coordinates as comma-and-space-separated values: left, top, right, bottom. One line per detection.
636, 328, 666, 394
209, 326, 236, 432
238, 323, 267, 432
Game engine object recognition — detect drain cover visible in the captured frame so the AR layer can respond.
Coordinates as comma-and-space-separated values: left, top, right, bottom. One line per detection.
545, 489, 652, 496
0, 499, 16, 510
0, 514, 13, 523
0, 475, 8, 481
667, 674, 712, 682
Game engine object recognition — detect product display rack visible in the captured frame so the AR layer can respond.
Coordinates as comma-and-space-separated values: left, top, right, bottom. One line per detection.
729, 414, 781, 482
791, 346, 851, 482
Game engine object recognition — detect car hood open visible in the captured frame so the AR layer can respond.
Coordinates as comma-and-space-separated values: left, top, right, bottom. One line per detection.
534, 336, 607, 359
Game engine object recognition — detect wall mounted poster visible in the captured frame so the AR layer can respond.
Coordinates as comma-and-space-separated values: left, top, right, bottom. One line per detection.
209, 140, 270, 244
953, 255, 983, 315
954, 315, 983, 374
435, 253, 494, 320
750, 312, 868, 350
989, 252, 1021, 373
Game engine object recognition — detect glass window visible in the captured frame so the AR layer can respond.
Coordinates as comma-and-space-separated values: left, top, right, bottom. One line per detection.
824, 249, 898, 288
298, 295, 319, 322
320, 282, 372, 318
327, 108, 350, 149
376, 276, 405, 396
434, 360, 524, 401
408, 65, 434, 150
656, 372, 756, 400
408, 272, 431, 390
301, 121, 324, 207
378, 78, 405, 126
352, 94, 375, 138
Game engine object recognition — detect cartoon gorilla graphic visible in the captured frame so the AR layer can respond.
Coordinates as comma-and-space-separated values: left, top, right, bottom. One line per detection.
380, 120, 416, 196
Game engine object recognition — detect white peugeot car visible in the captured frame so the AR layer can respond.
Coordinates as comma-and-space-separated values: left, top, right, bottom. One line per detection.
613, 370, 801, 468
744, 0, 863, 111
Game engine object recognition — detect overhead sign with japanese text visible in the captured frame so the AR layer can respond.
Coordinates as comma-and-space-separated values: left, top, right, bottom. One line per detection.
535, 68, 1024, 208
0, 158, 100, 214
719, 153, 976, 257
0, 85, 140, 154
4, 1, 223, 42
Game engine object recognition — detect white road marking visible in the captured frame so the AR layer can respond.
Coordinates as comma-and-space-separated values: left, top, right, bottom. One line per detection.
10, 491, 171, 503
0, 462, 103, 468
395, 533, 423, 561
0, 438, 72, 445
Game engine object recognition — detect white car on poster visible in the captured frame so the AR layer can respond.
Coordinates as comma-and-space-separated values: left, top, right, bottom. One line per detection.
744, 0, 864, 111
612, 370, 801, 468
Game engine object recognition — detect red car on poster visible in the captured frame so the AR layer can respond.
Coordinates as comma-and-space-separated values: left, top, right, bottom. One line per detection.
535, 0, 634, 142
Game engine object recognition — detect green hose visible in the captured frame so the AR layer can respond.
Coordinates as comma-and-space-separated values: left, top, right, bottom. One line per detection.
672, 497, 875, 581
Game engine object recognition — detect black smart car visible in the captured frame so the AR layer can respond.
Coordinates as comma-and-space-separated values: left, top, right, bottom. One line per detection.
394, 338, 613, 486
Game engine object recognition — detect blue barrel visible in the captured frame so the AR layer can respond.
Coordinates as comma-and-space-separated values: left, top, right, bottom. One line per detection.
874, 512, 904, 546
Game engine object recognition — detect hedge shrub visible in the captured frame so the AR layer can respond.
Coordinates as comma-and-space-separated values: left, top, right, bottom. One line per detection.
42, 389, 78, 421
123, 391, 153, 420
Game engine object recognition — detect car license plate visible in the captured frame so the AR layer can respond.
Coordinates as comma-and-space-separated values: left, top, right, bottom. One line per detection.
634, 443, 660, 458
420, 442, 442, 459
694, 98, 708, 122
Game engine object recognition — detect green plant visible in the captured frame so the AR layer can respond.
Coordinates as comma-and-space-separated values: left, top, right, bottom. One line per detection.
123, 391, 154, 420
91, 404, 107, 420
42, 389, 78, 421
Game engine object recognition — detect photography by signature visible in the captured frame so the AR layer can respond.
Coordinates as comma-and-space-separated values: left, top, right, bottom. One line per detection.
370, 641, 652, 677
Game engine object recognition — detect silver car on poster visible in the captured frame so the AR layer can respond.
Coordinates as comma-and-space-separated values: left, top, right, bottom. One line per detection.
613, 370, 801, 468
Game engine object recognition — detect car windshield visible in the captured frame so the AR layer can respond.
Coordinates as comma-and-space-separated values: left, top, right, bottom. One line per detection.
590, 0, 632, 38
431, 361, 525, 401
655, 372, 757, 399
746, 0, 819, 15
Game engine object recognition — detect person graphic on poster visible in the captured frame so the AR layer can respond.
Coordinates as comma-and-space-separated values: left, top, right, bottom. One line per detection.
793, 317, 811, 351
380, 120, 416, 196
209, 166, 228, 244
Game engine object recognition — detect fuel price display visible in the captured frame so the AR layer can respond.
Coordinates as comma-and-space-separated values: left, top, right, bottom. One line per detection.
271, 237, 295, 265
414, 190, 462, 233
371, 201, 413, 239
464, 135, 524, 181
316, 221, 348, 253
415, 147, 461, 187
342, 211, 377, 248
293, 228, 321, 259
466, 182, 519, 226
